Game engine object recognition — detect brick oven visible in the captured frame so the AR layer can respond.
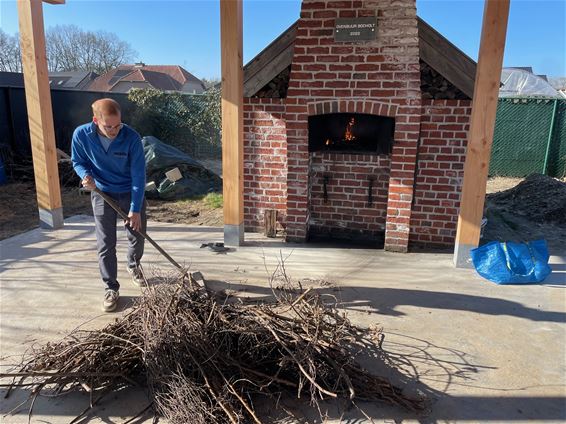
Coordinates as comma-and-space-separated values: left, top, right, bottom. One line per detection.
243, 0, 475, 252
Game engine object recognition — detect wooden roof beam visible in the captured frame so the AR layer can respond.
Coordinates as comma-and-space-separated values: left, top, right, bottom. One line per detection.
417, 17, 477, 98
243, 21, 297, 97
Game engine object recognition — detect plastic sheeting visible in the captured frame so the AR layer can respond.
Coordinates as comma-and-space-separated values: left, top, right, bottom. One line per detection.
142, 136, 222, 200
500, 68, 561, 98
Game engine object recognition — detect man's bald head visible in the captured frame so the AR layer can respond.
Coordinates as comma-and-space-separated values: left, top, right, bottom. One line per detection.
92, 98, 122, 139
92, 98, 121, 120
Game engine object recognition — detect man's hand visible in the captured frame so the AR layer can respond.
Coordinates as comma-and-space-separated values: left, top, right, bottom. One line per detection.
126, 211, 142, 232
81, 175, 96, 190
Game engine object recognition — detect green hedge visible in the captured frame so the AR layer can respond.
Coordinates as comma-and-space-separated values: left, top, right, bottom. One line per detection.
128, 88, 221, 159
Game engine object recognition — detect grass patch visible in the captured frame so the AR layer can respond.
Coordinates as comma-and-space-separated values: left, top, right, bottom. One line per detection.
173, 192, 223, 209
203, 192, 223, 209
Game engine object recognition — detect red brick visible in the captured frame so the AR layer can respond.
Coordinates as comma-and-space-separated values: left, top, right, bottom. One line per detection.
354, 64, 380, 71
313, 10, 337, 18
314, 72, 337, 79
302, 2, 326, 9
326, 81, 349, 88
331, 46, 354, 54
317, 55, 341, 62
302, 20, 324, 28
307, 47, 330, 55
329, 64, 353, 71
311, 29, 334, 37
370, 89, 396, 97
330, 6, 354, 17
311, 89, 334, 96
303, 64, 327, 71
293, 55, 316, 63
381, 63, 406, 71
304, 82, 328, 91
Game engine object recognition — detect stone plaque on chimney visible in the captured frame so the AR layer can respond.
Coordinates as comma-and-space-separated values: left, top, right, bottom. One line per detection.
334, 17, 377, 42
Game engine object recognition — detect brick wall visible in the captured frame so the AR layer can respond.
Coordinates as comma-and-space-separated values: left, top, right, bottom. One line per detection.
243, 98, 288, 232
410, 99, 472, 247
284, 0, 422, 252
309, 152, 390, 240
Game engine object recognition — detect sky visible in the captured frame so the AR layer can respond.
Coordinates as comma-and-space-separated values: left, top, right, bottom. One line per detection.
0, 0, 564, 79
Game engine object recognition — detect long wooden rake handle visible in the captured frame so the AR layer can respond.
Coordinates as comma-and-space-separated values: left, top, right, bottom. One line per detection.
92, 187, 184, 272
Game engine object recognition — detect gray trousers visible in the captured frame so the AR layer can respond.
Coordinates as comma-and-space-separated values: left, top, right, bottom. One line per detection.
91, 191, 147, 291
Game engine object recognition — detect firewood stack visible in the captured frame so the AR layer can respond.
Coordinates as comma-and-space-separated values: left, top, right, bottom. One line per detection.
253, 66, 291, 98
420, 61, 470, 100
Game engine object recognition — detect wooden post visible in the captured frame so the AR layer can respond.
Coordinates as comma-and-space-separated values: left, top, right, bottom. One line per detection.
17, 0, 65, 229
220, 0, 244, 246
454, 0, 510, 267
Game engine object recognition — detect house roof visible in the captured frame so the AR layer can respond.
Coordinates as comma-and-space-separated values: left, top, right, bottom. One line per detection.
120, 69, 181, 91
243, 17, 478, 98
48, 71, 99, 89
0, 70, 98, 89
0, 72, 24, 87
89, 64, 205, 92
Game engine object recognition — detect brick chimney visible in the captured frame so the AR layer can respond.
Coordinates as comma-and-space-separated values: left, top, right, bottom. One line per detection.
284, 0, 422, 252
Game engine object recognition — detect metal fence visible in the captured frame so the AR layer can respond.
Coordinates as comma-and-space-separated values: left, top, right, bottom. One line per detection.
490, 98, 566, 178
0, 87, 221, 179
126, 89, 221, 160
3, 88, 564, 182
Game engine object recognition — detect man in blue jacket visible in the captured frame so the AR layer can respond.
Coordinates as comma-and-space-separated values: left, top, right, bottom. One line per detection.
72, 98, 146, 312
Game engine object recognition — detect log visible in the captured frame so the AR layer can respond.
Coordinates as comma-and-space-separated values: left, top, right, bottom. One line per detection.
264, 209, 277, 237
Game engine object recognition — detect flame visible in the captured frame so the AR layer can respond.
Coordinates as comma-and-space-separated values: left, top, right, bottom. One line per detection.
344, 117, 356, 142
325, 138, 331, 146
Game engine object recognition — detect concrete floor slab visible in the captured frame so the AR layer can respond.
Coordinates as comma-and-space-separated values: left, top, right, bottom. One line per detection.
1, 215, 565, 423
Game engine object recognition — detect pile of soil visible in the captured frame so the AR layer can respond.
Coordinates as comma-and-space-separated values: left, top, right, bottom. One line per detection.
487, 174, 566, 225
483, 174, 566, 253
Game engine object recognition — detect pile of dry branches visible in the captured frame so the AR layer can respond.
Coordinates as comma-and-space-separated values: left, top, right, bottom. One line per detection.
2, 273, 422, 423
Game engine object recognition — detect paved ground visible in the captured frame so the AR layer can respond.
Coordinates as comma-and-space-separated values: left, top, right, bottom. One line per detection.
1, 215, 565, 423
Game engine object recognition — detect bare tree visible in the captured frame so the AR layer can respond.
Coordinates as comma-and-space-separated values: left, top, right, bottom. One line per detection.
201, 77, 221, 90
46, 25, 137, 73
0, 29, 22, 72
1, 26, 136, 74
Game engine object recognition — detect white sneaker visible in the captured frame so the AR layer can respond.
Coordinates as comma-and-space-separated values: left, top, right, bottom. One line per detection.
103, 290, 119, 312
127, 264, 146, 287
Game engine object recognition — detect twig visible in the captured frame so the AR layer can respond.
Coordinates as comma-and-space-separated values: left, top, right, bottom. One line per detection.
259, 316, 338, 399
2, 270, 421, 422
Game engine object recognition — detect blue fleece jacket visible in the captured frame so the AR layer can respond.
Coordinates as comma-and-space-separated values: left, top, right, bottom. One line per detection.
71, 122, 146, 213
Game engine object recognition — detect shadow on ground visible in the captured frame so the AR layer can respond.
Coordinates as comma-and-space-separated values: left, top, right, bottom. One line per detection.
2, 276, 564, 423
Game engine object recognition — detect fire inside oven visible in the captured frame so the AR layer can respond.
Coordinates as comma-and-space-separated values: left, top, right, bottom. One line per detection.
308, 113, 394, 154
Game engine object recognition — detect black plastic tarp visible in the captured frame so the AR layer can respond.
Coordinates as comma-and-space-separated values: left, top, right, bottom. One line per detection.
143, 136, 222, 200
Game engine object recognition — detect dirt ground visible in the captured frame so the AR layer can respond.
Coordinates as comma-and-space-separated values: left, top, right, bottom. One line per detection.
1, 175, 565, 255
0, 182, 223, 240
485, 176, 523, 193
483, 174, 566, 253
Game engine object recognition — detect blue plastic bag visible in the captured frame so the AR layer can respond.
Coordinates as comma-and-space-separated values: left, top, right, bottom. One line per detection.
470, 240, 552, 284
